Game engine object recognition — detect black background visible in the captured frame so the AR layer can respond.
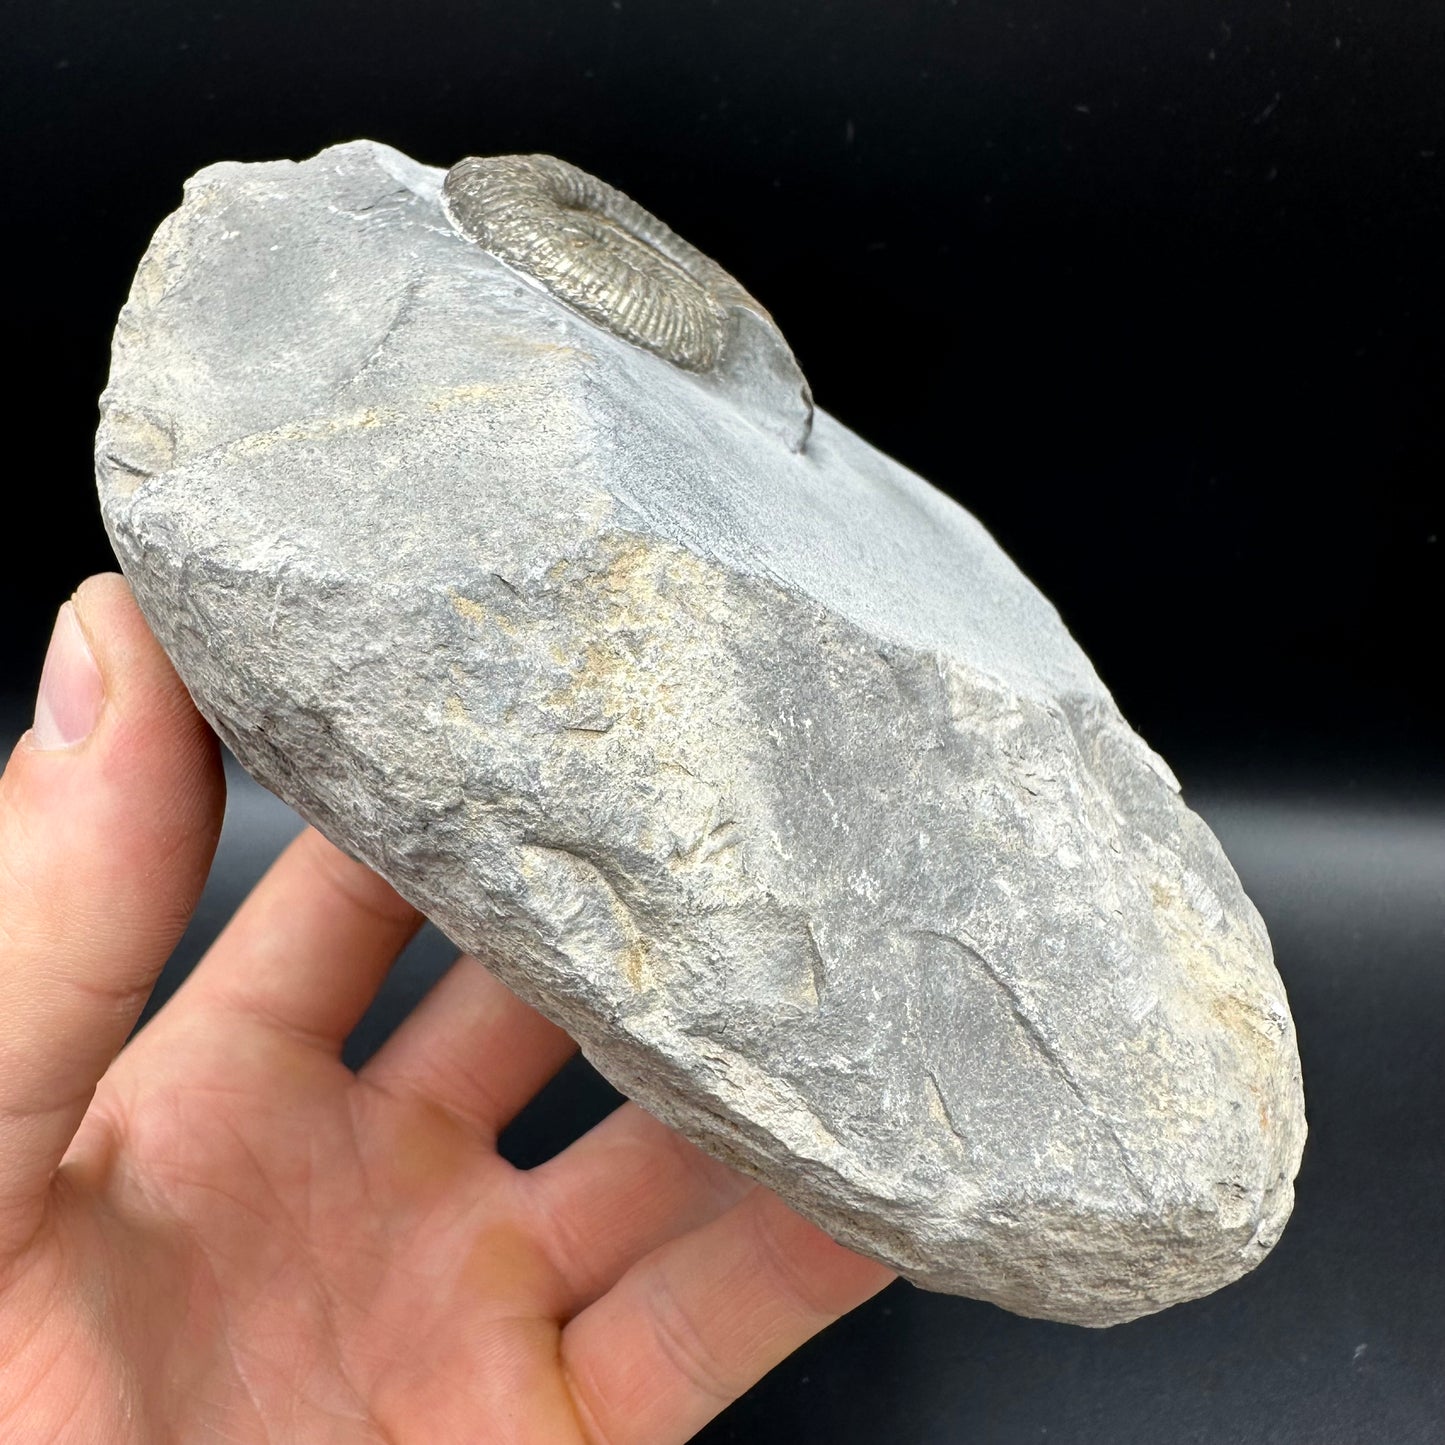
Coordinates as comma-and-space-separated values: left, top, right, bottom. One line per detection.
3, 0, 1441, 782
2, 3, 1442, 1441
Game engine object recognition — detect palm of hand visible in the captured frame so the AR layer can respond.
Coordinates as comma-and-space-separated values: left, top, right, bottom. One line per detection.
0, 578, 890, 1445
45, 1004, 597, 1442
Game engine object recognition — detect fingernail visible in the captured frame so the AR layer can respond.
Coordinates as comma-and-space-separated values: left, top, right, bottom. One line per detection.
31, 602, 105, 750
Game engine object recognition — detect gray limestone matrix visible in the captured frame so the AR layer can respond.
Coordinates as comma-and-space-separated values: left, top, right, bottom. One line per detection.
95, 141, 1306, 1327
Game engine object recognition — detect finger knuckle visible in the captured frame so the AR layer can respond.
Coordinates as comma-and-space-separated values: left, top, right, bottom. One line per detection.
645, 1267, 742, 1406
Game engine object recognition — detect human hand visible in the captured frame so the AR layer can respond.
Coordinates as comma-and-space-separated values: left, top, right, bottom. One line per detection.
0, 575, 893, 1444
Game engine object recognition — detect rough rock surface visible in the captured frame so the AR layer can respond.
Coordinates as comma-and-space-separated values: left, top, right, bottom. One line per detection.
95, 140, 1306, 1326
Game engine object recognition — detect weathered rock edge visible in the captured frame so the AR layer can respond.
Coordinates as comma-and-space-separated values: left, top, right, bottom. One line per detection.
95, 140, 1306, 1326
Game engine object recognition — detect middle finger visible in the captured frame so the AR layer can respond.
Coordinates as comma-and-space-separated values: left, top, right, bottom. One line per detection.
360, 952, 576, 1139
521, 1101, 755, 1314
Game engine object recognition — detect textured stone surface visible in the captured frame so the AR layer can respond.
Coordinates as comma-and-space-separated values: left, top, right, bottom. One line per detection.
96, 140, 1306, 1327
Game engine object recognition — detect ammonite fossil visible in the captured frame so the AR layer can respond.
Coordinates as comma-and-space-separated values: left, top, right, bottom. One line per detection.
442, 153, 813, 450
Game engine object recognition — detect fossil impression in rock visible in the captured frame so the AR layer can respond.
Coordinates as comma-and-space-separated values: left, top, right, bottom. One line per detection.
95, 141, 1306, 1327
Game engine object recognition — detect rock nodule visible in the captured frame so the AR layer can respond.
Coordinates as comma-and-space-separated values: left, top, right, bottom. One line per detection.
97, 141, 1305, 1326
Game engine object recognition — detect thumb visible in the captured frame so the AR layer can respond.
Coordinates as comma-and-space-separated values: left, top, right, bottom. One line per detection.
0, 574, 224, 1258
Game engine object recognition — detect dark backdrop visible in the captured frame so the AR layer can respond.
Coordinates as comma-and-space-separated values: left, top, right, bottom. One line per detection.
2, 4, 1442, 1442
4, 0, 1442, 782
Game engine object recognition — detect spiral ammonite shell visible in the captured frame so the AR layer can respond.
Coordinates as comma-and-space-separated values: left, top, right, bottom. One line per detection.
442, 153, 813, 450
442, 154, 741, 372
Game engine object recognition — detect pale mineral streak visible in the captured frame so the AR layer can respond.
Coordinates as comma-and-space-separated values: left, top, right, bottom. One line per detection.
95, 140, 1305, 1326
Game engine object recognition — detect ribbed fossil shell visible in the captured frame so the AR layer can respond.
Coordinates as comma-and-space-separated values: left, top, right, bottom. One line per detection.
443, 154, 731, 372
441, 154, 814, 450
